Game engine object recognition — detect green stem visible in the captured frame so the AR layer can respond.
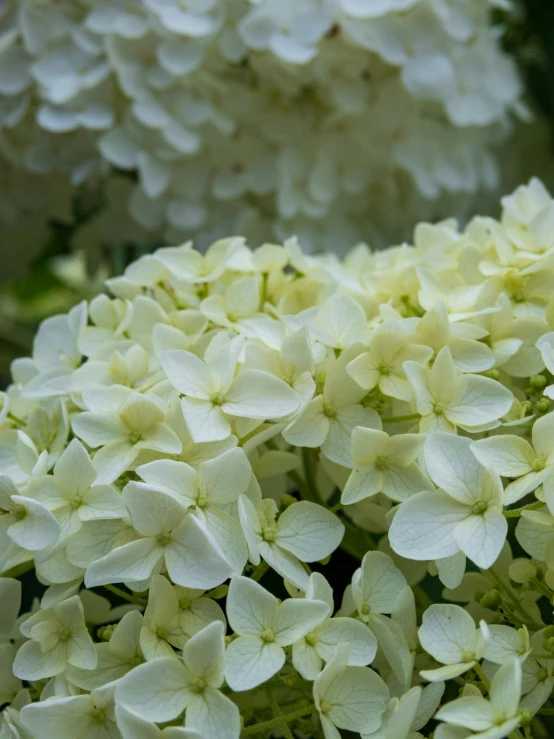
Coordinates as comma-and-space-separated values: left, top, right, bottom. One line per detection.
504, 501, 545, 518
103, 584, 146, 606
1, 560, 34, 579
266, 689, 294, 739
250, 562, 269, 583
529, 578, 553, 600
538, 707, 554, 715
8, 412, 27, 427
474, 662, 491, 691
488, 570, 544, 630
301, 448, 320, 504
380, 413, 420, 424
242, 704, 316, 735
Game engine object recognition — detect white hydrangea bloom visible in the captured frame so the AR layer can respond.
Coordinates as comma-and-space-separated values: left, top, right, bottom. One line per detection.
436, 659, 524, 738
116, 621, 241, 737
1, 185, 554, 738
418, 604, 489, 682
390, 433, 508, 569
224, 576, 330, 690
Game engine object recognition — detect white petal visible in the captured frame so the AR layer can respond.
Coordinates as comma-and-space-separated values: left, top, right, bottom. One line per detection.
226, 576, 278, 636
419, 604, 478, 665
166, 515, 232, 589
224, 370, 299, 420
389, 491, 466, 561
116, 657, 191, 722
276, 501, 344, 562
224, 636, 284, 691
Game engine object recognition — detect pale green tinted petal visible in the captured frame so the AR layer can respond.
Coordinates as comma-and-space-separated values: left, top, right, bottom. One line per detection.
471, 436, 535, 477
224, 370, 299, 419
454, 511, 507, 569
436, 696, 495, 730
224, 636, 284, 691
84, 538, 162, 588
419, 604, 477, 664
276, 501, 344, 562
273, 599, 329, 646
166, 515, 232, 589
185, 687, 240, 739
389, 491, 466, 561
226, 576, 278, 636
116, 657, 191, 722
316, 618, 377, 666
323, 665, 389, 734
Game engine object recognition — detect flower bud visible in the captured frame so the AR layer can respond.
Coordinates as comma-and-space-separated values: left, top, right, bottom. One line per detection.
478, 589, 501, 610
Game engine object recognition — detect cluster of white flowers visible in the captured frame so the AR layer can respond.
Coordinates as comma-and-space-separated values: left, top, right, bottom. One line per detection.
2, 178, 554, 738
0, 0, 528, 266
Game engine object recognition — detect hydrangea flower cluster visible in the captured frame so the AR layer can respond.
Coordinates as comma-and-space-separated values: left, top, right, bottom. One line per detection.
0, 0, 526, 269
2, 178, 554, 739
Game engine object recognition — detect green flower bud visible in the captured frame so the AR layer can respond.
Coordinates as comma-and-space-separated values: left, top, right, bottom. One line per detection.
530, 374, 547, 390
521, 400, 533, 416
479, 589, 501, 610
536, 398, 551, 414
97, 624, 116, 642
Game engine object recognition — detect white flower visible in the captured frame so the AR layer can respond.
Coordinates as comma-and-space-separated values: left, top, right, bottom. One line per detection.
140, 575, 186, 660
346, 321, 433, 401
404, 346, 514, 432
161, 335, 300, 443
283, 350, 381, 467
484, 624, 531, 665
20, 683, 118, 739
471, 411, 554, 505
342, 427, 430, 504
84, 484, 232, 590
136, 446, 252, 574
66, 610, 145, 690
292, 573, 377, 680
418, 604, 489, 682
72, 387, 182, 484
13, 596, 97, 681
116, 621, 241, 738
224, 576, 330, 691
390, 433, 508, 569
238, 496, 344, 590
436, 659, 524, 738
0, 475, 60, 551
313, 643, 390, 739
26, 439, 126, 540
116, 704, 202, 739
345, 551, 412, 687
238, 0, 332, 64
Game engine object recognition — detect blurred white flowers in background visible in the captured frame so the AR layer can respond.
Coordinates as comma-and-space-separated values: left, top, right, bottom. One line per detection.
0, 0, 537, 277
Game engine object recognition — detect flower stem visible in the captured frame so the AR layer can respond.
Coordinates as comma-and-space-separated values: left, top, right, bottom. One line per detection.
266, 689, 294, 739
242, 704, 316, 735
380, 413, 420, 423
473, 662, 491, 691
103, 584, 146, 606
503, 501, 544, 518
250, 562, 269, 583
488, 569, 544, 630
301, 448, 320, 504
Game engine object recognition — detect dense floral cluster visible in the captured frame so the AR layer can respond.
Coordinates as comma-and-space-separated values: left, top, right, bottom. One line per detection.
0, 0, 527, 271
2, 178, 554, 738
